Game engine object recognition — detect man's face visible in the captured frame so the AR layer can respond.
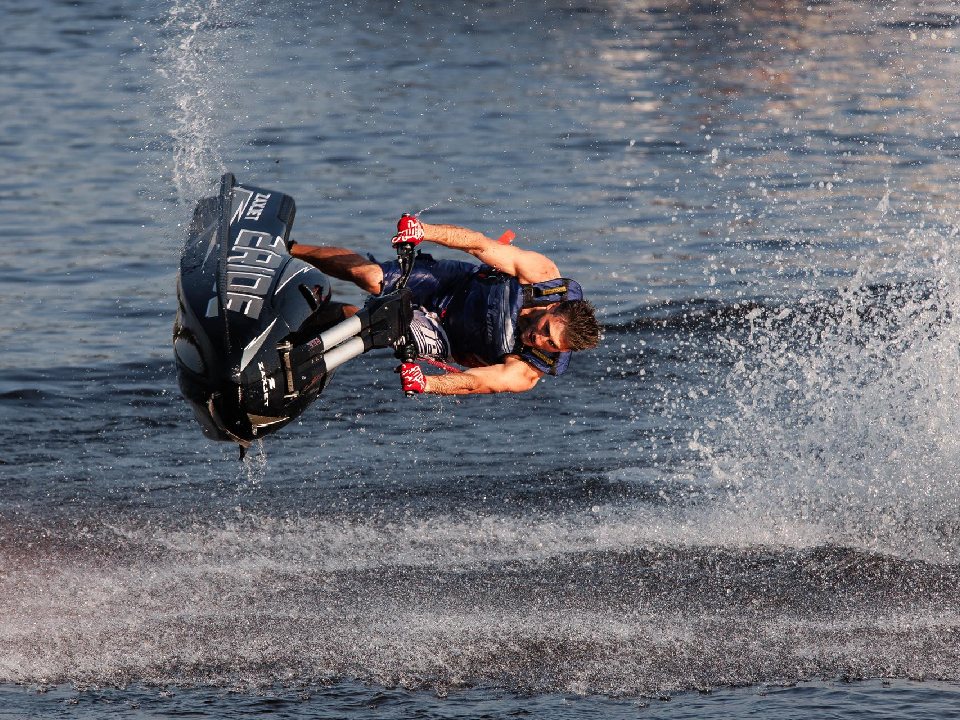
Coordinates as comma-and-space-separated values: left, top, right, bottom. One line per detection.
521, 308, 571, 354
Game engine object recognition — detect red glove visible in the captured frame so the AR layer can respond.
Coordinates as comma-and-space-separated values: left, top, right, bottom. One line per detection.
392, 214, 424, 246
396, 362, 426, 394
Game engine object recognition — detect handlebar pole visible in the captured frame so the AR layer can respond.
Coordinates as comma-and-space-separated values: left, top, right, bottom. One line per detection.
393, 215, 420, 397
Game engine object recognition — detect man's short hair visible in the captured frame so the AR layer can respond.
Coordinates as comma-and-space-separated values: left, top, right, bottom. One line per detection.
555, 299, 601, 351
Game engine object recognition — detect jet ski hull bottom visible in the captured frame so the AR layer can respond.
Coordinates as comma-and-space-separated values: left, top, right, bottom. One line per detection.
174, 173, 412, 449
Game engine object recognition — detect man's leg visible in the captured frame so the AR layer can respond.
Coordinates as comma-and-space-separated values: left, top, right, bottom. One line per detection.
290, 245, 384, 295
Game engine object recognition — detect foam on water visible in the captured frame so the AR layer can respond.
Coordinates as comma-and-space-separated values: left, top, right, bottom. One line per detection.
3, 506, 960, 694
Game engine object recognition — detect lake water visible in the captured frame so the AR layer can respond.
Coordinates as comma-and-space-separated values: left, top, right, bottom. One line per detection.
4, 0, 960, 717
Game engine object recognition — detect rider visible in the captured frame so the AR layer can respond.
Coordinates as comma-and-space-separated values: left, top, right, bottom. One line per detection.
291, 216, 600, 396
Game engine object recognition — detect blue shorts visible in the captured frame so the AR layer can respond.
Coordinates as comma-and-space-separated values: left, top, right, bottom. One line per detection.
379, 255, 479, 361
379, 255, 478, 311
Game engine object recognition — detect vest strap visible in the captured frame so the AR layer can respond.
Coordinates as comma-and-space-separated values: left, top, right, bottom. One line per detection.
521, 277, 583, 307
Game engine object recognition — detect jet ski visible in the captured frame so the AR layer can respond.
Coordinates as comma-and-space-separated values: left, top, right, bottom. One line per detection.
174, 173, 414, 454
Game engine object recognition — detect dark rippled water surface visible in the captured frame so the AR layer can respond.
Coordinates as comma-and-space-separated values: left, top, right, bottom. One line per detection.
5, 0, 960, 717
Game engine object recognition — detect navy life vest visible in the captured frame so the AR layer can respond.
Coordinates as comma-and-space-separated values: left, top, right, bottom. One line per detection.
441, 266, 583, 375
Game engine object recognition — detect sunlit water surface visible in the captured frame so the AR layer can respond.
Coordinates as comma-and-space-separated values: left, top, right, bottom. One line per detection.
4, 0, 960, 717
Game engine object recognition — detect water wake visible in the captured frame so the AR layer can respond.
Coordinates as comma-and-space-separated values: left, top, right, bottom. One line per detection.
3, 510, 960, 694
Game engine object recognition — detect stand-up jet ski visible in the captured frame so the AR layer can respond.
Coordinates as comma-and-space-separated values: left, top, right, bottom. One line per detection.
174, 173, 416, 455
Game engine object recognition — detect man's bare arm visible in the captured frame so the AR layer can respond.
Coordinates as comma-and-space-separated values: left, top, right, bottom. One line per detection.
423, 355, 544, 395
420, 222, 560, 284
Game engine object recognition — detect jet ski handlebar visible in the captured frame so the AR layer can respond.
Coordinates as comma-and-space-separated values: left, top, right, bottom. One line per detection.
391, 214, 422, 396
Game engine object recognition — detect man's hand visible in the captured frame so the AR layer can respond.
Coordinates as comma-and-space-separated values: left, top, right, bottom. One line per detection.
392, 215, 424, 246
396, 362, 426, 394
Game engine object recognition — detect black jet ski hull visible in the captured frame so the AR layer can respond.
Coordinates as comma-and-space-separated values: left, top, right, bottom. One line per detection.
174, 174, 414, 451
174, 173, 339, 446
